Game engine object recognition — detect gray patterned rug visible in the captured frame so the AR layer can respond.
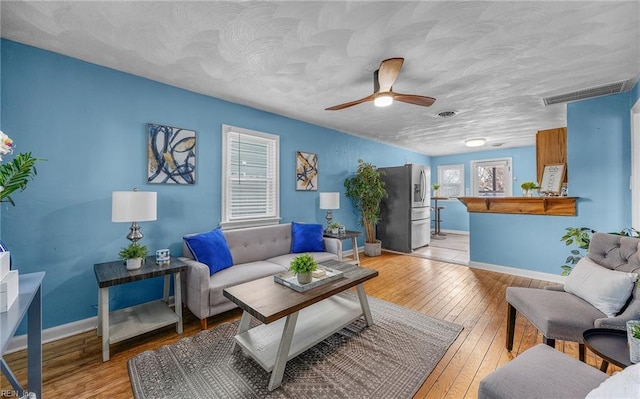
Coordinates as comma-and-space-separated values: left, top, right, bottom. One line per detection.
128, 292, 463, 398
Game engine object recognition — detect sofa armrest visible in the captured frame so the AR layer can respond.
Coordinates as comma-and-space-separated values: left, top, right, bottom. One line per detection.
178, 256, 211, 320
595, 285, 640, 330
323, 237, 342, 261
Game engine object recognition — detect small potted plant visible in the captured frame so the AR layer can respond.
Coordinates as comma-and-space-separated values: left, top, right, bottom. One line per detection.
119, 242, 149, 271
432, 183, 441, 197
627, 320, 640, 363
328, 221, 341, 235
520, 181, 538, 197
289, 253, 318, 284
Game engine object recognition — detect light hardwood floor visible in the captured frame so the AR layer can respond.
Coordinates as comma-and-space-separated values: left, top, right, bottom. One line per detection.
1, 252, 619, 398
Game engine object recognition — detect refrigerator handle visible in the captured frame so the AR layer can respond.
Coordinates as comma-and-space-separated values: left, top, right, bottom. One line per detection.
420, 169, 426, 203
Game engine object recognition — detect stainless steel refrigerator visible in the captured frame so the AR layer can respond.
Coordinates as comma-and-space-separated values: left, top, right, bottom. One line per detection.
377, 163, 431, 253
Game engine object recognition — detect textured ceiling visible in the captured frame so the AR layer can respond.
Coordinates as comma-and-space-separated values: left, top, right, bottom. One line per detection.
1, 1, 639, 156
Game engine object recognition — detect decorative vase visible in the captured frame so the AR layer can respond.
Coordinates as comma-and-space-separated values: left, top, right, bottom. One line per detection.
627, 320, 640, 363
522, 189, 531, 197
364, 240, 382, 257
297, 272, 312, 284
126, 257, 143, 271
330, 228, 339, 234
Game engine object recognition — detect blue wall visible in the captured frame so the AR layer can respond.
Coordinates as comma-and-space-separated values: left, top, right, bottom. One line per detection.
469, 90, 633, 274
0, 40, 430, 330
430, 146, 537, 232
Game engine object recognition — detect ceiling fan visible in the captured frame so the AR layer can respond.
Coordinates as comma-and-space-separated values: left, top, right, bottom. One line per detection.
325, 57, 436, 110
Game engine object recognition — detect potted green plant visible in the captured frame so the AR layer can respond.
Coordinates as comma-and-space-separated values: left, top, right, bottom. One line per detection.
328, 221, 341, 235
344, 159, 387, 257
119, 242, 149, 270
289, 253, 318, 284
627, 320, 640, 363
432, 183, 440, 197
520, 181, 538, 197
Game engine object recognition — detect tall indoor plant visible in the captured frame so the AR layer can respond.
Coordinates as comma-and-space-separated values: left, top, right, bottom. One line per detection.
344, 159, 387, 256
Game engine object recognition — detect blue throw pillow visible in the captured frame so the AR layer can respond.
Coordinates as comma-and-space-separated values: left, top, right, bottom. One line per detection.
183, 228, 233, 276
291, 222, 325, 253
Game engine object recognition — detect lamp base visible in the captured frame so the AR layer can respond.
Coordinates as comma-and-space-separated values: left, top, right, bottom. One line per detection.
325, 210, 333, 230
127, 222, 144, 244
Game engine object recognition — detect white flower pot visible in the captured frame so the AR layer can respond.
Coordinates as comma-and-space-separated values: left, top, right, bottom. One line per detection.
627, 320, 640, 363
297, 272, 312, 284
126, 257, 143, 271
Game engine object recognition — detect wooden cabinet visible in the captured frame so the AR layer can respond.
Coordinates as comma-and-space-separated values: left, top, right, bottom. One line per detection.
536, 127, 567, 185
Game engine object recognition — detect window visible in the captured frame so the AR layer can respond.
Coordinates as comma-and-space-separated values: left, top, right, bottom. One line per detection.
221, 125, 279, 229
470, 158, 512, 197
437, 164, 464, 197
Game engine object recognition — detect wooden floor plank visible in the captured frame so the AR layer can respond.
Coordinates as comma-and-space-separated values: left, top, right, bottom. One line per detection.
0, 252, 616, 398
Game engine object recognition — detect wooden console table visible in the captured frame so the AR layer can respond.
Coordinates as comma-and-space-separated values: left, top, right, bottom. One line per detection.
1, 272, 45, 399
457, 197, 578, 216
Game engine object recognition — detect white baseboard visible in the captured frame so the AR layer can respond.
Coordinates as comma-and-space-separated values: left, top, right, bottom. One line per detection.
440, 229, 469, 235
5, 316, 97, 354
469, 261, 567, 284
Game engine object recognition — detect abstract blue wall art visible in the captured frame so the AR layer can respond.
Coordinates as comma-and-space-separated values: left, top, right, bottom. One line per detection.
147, 123, 196, 184
296, 151, 318, 190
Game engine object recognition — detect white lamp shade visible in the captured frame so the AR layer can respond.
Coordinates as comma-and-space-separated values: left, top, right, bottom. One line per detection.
112, 191, 157, 222
319, 192, 340, 210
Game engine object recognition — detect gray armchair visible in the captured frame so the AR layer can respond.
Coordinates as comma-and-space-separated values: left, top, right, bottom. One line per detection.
505, 232, 640, 361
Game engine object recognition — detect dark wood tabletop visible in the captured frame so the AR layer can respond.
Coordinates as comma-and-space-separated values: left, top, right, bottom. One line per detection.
93, 256, 187, 288
583, 328, 632, 369
223, 260, 378, 324
322, 230, 362, 239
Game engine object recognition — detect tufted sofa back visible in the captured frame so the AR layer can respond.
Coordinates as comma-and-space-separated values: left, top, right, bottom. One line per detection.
588, 232, 640, 274
223, 223, 293, 265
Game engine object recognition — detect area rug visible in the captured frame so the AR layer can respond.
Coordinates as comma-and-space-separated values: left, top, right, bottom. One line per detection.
128, 292, 463, 398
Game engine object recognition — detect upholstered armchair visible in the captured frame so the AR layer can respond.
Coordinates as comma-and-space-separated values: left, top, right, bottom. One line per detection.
505, 232, 640, 361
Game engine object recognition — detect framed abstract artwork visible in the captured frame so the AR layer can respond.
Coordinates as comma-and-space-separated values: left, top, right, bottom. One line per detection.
147, 123, 196, 184
296, 151, 318, 190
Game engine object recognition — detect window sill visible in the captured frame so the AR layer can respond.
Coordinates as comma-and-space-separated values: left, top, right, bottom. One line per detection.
219, 217, 281, 230
457, 197, 578, 216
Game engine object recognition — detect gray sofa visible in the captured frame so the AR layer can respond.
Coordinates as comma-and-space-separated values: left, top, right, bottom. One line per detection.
179, 223, 343, 329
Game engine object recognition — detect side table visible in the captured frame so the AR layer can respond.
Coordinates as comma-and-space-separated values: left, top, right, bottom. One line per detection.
583, 328, 632, 372
323, 230, 363, 265
94, 256, 186, 361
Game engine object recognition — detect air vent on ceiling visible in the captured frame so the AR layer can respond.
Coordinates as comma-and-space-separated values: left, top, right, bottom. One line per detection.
437, 111, 457, 118
542, 79, 636, 106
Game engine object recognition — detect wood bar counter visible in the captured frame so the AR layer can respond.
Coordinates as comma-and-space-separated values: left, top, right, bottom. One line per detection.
457, 196, 578, 216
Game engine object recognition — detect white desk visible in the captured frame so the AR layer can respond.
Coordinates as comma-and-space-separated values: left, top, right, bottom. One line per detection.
1, 272, 44, 399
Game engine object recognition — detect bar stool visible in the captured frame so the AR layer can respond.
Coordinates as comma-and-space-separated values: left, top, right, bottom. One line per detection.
431, 197, 447, 239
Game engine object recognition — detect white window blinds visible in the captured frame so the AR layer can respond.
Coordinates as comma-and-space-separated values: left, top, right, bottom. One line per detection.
221, 125, 279, 229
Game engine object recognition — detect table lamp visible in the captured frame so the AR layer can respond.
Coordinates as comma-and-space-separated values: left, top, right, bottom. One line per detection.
319, 192, 340, 228
112, 188, 157, 244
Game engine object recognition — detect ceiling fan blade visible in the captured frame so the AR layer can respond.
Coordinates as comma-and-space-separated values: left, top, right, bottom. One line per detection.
325, 94, 375, 110
377, 58, 404, 92
392, 93, 436, 107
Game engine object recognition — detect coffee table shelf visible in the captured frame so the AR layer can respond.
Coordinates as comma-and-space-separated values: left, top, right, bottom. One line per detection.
108, 299, 179, 344
234, 296, 362, 372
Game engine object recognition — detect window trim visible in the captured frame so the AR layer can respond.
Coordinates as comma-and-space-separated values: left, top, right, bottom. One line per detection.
470, 157, 513, 197
221, 124, 280, 230
437, 164, 465, 198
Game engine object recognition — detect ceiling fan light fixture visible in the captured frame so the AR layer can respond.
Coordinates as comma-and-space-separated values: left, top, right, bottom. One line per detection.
374, 93, 393, 107
464, 138, 486, 147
